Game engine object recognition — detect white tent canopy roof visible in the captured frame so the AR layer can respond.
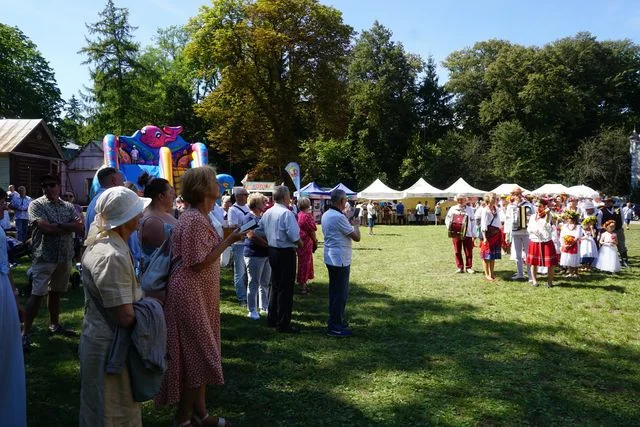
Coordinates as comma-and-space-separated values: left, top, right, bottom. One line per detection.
491, 183, 530, 195
403, 178, 443, 198
440, 177, 486, 197
357, 178, 404, 200
531, 183, 570, 195
567, 185, 599, 198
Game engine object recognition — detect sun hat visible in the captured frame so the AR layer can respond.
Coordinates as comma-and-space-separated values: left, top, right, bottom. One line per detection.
94, 187, 151, 230
86, 187, 151, 246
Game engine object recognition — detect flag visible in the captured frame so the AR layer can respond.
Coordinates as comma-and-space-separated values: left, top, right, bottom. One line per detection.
241, 173, 249, 184
284, 162, 301, 191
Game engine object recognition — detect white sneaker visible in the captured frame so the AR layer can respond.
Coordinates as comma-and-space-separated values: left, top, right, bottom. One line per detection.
455, 268, 463, 273
466, 268, 475, 274
260, 309, 268, 315
247, 311, 260, 320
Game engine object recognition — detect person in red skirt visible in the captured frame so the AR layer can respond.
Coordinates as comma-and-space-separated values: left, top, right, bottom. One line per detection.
526, 199, 558, 287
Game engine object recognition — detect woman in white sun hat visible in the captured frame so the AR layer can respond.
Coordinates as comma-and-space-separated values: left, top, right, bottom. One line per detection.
79, 187, 151, 427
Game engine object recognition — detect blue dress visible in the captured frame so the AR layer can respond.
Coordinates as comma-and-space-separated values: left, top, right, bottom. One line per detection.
0, 227, 26, 426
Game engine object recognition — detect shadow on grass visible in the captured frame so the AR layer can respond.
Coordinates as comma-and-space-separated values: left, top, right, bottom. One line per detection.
22, 261, 640, 426
189, 279, 640, 426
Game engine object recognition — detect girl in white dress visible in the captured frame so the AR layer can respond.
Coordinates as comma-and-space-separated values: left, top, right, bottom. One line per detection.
559, 212, 582, 277
579, 216, 598, 270
594, 220, 621, 273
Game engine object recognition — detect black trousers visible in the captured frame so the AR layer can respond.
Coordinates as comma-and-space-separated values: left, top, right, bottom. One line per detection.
267, 247, 297, 329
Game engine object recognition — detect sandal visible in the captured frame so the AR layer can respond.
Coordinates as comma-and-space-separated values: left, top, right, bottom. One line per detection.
192, 412, 231, 427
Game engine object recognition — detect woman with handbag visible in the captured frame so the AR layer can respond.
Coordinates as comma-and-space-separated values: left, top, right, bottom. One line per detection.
79, 187, 151, 426
244, 193, 271, 320
137, 173, 177, 276
480, 193, 502, 281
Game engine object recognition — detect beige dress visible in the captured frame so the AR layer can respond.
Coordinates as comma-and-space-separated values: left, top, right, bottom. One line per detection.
79, 231, 142, 427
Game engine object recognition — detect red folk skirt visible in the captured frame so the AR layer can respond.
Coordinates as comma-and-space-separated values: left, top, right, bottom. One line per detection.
526, 240, 558, 267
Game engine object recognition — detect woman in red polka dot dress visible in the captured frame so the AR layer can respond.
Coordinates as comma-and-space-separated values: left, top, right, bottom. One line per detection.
155, 167, 242, 427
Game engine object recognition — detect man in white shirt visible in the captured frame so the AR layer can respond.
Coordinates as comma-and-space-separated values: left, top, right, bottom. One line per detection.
504, 188, 534, 280
445, 194, 477, 273
415, 201, 425, 225
257, 186, 302, 333
322, 189, 360, 337
228, 187, 250, 306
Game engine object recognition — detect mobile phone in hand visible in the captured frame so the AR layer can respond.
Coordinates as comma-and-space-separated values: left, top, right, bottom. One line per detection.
239, 218, 259, 234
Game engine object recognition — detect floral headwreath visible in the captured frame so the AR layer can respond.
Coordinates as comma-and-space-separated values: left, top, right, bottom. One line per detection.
581, 216, 597, 227
561, 210, 580, 222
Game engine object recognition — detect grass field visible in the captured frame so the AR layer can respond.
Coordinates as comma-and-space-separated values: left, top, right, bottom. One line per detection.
15, 224, 640, 426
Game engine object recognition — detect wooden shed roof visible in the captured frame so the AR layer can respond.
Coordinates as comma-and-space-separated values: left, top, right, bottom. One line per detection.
0, 119, 63, 158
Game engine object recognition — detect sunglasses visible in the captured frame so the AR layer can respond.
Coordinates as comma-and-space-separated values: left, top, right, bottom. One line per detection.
42, 182, 58, 188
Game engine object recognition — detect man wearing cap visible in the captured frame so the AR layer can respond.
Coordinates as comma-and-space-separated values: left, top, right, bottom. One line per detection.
228, 187, 250, 305
22, 175, 84, 351
600, 197, 629, 266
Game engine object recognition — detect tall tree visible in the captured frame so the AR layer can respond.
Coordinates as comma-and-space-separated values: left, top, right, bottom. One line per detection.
0, 24, 62, 125
347, 21, 422, 188
186, 0, 353, 179
79, 0, 141, 136
57, 95, 86, 144
401, 56, 454, 185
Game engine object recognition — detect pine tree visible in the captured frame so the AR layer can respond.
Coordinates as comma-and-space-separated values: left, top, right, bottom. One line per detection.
79, 0, 141, 135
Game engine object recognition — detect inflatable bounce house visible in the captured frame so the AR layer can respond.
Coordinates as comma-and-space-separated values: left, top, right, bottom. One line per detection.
99, 125, 208, 196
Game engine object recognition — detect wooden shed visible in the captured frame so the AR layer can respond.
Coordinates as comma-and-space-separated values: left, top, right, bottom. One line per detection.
63, 140, 104, 205
0, 119, 65, 197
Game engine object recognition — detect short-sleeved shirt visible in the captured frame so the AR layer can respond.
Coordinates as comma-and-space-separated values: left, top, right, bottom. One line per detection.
228, 203, 250, 246
29, 195, 78, 264
396, 203, 404, 215
81, 231, 140, 341
258, 203, 300, 248
321, 207, 355, 267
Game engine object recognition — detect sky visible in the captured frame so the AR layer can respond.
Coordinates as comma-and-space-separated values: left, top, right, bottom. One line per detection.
3, 0, 640, 101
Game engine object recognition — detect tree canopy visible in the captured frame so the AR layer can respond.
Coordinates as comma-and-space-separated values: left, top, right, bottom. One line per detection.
0, 23, 62, 126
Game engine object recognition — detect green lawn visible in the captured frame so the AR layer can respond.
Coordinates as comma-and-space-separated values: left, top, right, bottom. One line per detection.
16, 224, 640, 426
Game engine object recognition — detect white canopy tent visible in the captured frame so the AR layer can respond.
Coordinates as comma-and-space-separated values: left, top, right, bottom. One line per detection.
531, 183, 570, 195
567, 185, 599, 198
357, 178, 404, 200
402, 178, 443, 198
491, 183, 530, 195
440, 177, 486, 197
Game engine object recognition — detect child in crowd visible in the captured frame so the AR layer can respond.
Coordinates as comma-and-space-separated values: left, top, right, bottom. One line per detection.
559, 211, 582, 278
579, 216, 598, 270
594, 220, 621, 273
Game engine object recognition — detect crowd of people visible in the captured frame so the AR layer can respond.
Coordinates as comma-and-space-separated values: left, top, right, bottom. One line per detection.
0, 173, 634, 425
1, 167, 361, 426
443, 189, 630, 286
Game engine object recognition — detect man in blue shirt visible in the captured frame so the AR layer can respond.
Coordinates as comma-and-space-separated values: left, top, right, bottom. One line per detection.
257, 186, 302, 333
321, 189, 361, 337
395, 200, 405, 225
84, 167, 124, 237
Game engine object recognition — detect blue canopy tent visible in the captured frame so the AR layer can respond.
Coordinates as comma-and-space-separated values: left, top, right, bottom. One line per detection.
294, 181, 331, 198
330, 183, 357, 199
